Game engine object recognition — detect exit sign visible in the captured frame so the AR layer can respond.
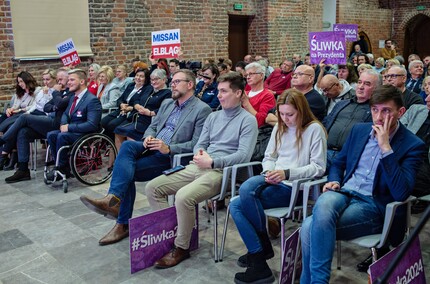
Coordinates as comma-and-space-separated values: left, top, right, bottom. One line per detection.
234, 3, 243, 10
416, 5, 426, 11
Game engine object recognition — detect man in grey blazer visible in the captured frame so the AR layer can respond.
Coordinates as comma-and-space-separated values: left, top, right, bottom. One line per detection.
80, 69, 212, 245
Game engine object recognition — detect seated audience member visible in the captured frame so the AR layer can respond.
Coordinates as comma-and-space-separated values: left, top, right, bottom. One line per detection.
323, 69, 380, 168
304, 53, 311, 66
230, 89, 326, 284
357, 54, 369, 65
319, 74, 354, 115
384, 65, 424, 108
400, 78, 430, 212
373, 57, 385, 73
114, 69, 171, 150
46, 69, 102, 178
406, 60, 424, 95
337, 63, 359, 89
0, 69, 73, 183
386, 58, 400, 69
367, 53, 375, 66
129, 60, 148, 77
101, 68, 151, 141
264, 58, 294, 97
112, 65, 133, 93
300, 85, 425, 283
218, 62, 229, 76
80, 69, 211, 245
242, 62, 276, 127
419, 75, 430, 102
349, 44, 362, 61
381, 39, 396, 60
235, 61, 247, 77
195, 64, 220, 110
408, 54, 421, 65
87, 63, 100, 95
291, 65, 326, 121
292, 53, 303, 68
244, 54, 254, 64
168, 59, 181, 83
144, 72, 258, 268
96, 65, 121, 114
357, 63, 373, 76
26, 69, 57, 115
0, 71, 40, 170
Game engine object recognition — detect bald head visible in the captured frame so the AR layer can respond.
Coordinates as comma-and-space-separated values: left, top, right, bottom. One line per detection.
320, 74, 342, 99
291, 65, 315, 91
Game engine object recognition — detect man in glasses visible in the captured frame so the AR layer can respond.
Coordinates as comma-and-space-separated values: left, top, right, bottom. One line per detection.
291, 65, 326, 121
319, 74, 354, 115
80, 69, 212, 246
145, 72, 258, 269
385, 65, 423, 109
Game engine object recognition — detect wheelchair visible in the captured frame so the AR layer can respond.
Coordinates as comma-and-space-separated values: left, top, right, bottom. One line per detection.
43, 133, 117, 193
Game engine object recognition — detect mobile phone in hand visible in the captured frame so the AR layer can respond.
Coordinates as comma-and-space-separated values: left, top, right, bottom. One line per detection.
162, 165, 185, 175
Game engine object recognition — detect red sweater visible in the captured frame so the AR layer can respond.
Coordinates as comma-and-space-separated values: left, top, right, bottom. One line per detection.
245, 88, 276, 128
264, 68, 292, 96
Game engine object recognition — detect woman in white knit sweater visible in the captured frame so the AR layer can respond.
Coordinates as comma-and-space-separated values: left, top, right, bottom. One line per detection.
230, 89, 327, 284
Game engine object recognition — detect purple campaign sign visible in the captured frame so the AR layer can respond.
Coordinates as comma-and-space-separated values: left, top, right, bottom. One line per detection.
309, 31, 347, 65
369, 236, 426, 283
333, 24, 358, 42
279, 228, 301, 284
129, 206, 198, 274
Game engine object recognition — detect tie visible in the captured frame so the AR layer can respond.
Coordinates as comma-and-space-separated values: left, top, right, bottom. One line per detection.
69, 95, 78, 115
407, 79, 416, 89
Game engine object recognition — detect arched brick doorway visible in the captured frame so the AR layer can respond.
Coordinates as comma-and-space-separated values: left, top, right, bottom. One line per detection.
403, 14, 430, 59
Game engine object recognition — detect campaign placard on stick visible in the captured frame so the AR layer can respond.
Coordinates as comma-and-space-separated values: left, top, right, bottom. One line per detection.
279, 228, 301, 284
151, 29, 181, 59
56, 38, 81, 66
129, 206, 198, 274
333, 24, 358, 42
369, 236, 426, 283
308, 31, 347, 65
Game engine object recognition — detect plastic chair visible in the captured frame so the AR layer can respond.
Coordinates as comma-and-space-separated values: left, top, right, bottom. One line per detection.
301, 178, 416, 269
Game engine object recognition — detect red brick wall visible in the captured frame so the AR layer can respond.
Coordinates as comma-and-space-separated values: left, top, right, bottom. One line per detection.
0, 0, 426, 98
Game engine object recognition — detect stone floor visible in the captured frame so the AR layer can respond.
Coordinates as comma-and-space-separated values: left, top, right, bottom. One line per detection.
0, 152, 429, 284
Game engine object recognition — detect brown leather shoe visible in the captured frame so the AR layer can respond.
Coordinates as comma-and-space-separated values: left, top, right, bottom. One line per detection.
154, 246, 190, 269
268, 217, 281, 239
80, 194, 120, 220
99, 223, 129, 246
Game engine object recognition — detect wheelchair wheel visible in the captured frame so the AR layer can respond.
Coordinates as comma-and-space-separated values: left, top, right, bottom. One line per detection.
69, 133, 117, 186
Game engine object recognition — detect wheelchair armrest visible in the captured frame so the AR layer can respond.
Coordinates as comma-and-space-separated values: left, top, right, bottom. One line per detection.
172, 153, 194, 167
377, 196, 416, 249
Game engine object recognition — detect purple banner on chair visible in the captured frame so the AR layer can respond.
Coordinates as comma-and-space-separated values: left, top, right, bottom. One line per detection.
309, 31, 347, 65
369, 236, 426, 283
279, 228, 301, 284
129, 206, 198, 274
333, 24, 358, 42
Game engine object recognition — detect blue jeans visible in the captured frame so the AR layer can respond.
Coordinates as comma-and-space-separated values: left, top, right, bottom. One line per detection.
230, 175, 293, 254
108, 140, 171, 224
300, 189, 384, 284
47, 130, 83, 167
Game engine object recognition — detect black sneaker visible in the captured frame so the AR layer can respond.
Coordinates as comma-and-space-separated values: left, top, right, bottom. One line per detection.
5, 170, 31, 183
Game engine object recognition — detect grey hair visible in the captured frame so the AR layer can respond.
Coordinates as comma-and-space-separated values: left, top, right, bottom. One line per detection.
362, 68, 382, 86
245, 62, 266, 75
151, 68, 167, 80
408, 60, 424, 71
89, 63, 101, 72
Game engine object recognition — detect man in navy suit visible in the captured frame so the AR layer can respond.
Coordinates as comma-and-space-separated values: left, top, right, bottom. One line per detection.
300, 85, 425, 283
47, 69, 102, 177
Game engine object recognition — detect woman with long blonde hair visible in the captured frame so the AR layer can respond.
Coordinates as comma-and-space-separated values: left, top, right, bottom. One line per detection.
230, 89, 327, 284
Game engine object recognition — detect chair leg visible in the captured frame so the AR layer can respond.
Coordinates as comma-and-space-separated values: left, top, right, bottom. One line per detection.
219, 205, 231, 262
371, 247, 377, 263
337, 240, 341, 270
280, 217, 286, 267
213, 199, 218, 262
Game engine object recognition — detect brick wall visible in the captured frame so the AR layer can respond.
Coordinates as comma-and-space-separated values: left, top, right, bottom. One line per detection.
0, 0, 426, 99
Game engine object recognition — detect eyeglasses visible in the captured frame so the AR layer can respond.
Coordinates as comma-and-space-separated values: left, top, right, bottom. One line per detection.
171, 79, 190, 86
245, 72, 263, 78
383, 74, 404, 79
322, 82, 337, 93
150, 77, 161, 82
292, 72, 312, 77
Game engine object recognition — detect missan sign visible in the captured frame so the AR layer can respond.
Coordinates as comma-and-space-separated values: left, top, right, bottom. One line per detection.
151, 29, 181, 59
56, 38, 81, 66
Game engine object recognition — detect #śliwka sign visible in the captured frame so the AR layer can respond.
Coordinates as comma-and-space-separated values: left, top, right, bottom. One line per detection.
308, 31, 347, 65
333, 24, 358, 42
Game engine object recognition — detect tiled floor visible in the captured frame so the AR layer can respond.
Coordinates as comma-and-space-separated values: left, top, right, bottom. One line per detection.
0, 154, 429, 283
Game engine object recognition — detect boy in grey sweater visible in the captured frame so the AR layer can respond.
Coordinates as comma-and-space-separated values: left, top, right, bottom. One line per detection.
145, 72, 258, 269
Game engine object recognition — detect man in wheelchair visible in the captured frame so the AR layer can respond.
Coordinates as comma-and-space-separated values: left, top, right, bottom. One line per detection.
46, 69, 102, 179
